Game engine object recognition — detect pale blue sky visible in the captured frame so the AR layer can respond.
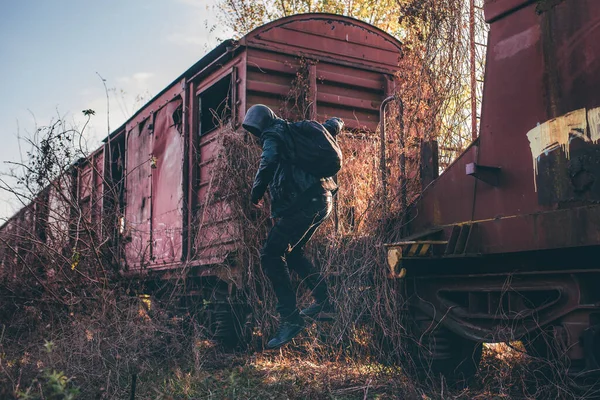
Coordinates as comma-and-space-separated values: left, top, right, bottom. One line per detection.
0, 0, 230, 219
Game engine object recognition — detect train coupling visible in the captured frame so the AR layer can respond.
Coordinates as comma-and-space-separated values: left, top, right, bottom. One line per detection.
383, 240, 447, 279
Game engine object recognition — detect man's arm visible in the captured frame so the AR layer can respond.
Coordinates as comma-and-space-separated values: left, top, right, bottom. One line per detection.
250, 133, 280, 204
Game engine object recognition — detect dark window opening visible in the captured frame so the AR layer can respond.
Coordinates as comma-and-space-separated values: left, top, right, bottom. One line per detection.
198, 75, 232, 135
172, 104, 183, 128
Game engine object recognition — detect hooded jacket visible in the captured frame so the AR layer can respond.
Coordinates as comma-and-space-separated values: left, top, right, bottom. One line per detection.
250, 119, 338, 218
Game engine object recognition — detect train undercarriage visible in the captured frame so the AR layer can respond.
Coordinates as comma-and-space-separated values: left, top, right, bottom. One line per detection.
386, 235, 600, 385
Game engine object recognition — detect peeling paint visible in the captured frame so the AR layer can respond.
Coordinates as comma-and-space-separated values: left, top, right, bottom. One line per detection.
588, 107, 600, 143
526, 107, 600, 191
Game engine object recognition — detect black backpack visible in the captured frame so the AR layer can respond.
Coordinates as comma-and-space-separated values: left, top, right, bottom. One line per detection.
285, 120, 343, 178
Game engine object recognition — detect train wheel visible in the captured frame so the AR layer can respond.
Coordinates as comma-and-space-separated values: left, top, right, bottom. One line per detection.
204, 302, 242, 348
405, 312, 482, 387
201, 286, 250, 349
524, 326, 600, 397
179, 283, 249, 350
522, 326, 563, 360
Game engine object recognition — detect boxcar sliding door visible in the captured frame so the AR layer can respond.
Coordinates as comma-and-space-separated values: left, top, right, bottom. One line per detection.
150, 98, 184, 266
124, 97, 184, 269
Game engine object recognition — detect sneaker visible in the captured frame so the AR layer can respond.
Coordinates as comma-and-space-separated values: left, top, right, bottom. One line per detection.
300, 300, 333, 318
266, 317, 305, 349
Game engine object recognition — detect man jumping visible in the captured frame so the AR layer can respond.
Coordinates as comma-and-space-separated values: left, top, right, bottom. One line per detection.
242, 104, 343, 349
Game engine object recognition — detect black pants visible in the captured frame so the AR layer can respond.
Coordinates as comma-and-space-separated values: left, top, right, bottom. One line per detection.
260, 191, 333, 320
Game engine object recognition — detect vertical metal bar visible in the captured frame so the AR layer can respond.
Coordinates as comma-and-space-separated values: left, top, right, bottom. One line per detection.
470, 0, 478, 140
187, 81, 199, 260
231, 66, 238, 127
398, 98, 406, 220
122, 131, 129, 267
148, 114, 155, 261
181, 80, 190, 261
380, 95, 395, 215
308, 63, 318, 120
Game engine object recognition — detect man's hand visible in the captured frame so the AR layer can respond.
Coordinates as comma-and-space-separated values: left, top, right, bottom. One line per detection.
251, 197, 263, 209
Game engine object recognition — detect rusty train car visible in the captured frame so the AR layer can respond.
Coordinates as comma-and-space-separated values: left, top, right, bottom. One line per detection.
385, 0, 600, 383
0, 14, 402, 339
114, 13, 401, 274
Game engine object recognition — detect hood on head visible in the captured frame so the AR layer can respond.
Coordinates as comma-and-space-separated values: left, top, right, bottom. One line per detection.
323, 117, 344, 137
242, 104, 278, 137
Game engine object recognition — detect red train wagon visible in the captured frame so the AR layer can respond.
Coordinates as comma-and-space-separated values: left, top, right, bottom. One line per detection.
384, 0, 600, 384
106, 13, 402, 280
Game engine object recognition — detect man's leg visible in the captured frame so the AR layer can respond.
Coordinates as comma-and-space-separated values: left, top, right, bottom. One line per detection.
287, 227, 329, 305
286, 192, 333, 316
260, 213, 318, 349
261, 222, 300, 321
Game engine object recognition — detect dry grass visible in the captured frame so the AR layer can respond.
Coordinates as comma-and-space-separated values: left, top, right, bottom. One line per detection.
0, 300, 586, 400
144, 341, 581, 399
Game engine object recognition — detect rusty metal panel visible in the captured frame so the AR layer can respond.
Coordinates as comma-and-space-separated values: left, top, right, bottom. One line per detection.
247, 51, 299, 75
192, 128, 241, 264
470, 5, 545, 220
409, 0, 600, 256
76, 148, 103, 234
474, 1, 600, 217
150, 98, 184, 265
473, 203, 600, 254
2, 219, 17, 268
317, 63, 385, 91
245, 48, 389, 131
411, 143, 479, 230
47, 173, 74, 250
246, 49, 296, 115
315, 62, 384, 131
127, 81, 184, 130
411, 2, 546, 234
33, 190, 49, 243
78, 163, 93, 200
194, 201, 240, 265
92, 150, 104, 233
124, 118, 153, 268
195, 131, 221, 211
243, 14, 402, 73
20, 205, 34, 253
78, 161, 93, 226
